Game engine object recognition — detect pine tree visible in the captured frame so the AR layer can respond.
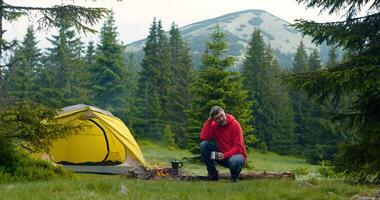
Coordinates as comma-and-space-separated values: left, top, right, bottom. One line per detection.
326, 46, 338, 68
124, 53, 140, 131
168, 23, 193, 147
3, 26, 40, 100
134, 18, 165, 140
286, 0, 380, 181
156, 20, 173, 123
0, 1, 109, 94
85, 41, 96, 66
242, 29, 295, 154
36, 19, 87, 108
341, 50, 356, 63
293, 41, 309, 73
186, 25, 253, 153
290, 41, 315, 155
291, 44, 344, 163
88, 12, 130, 120
308, 49, 322, 71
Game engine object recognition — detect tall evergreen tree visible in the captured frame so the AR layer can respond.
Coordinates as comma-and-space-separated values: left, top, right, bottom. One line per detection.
290, 42, 316, 155
285, 0, 380, 181
124, 53, 140, 131
341, 50, 356, 63
186, 25, 253, 153
134, 18, 165, 140
167, 23, 193, 147
308, 49, 322, 71
88, 12, 130, 120
293, 41, 309, 73
3, 26, 40, 100
85, 41, 96, 67
326, 46, 338, 68
156, 20, 172, 122
0, 1, 109, 94
291, 44, 344, 163
242, 29, 295, 154
36, 19, 87, 108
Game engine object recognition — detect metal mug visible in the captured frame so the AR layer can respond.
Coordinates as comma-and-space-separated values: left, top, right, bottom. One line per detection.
171, 160, 183, 170
210, 151, 217, 160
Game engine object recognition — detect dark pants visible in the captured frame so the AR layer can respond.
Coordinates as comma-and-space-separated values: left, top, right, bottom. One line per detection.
200, 141, 244, 175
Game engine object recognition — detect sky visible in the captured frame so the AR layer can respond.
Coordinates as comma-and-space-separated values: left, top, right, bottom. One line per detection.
5, 0, 345, 48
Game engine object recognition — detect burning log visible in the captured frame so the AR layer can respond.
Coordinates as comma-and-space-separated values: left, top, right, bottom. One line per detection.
141, 168, 188, 180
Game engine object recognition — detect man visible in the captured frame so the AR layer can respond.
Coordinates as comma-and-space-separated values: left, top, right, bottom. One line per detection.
200, 106, 247, 182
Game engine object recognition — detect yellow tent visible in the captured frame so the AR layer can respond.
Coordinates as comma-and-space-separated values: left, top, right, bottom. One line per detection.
47, 104, 147, 173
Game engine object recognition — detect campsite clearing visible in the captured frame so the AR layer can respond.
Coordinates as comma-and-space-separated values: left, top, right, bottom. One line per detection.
1, 140, 380, 200
1, 173, 379, 200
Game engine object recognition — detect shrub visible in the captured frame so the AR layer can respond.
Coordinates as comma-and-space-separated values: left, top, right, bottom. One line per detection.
0, 100, 75, 182
0, 168, 12, 183
318, 163, 335, 178
292, 167, 309, 177
0, 150, 73, 182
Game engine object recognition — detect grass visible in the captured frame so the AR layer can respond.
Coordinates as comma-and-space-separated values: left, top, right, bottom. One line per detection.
0, 174, 378, 200
0, 140, 379, 200
139, 140, 319, 175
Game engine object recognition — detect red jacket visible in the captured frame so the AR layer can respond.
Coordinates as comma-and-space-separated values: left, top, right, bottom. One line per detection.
200, 114, 248, 162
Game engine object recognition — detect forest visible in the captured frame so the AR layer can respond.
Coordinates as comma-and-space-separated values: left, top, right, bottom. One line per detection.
0, 0, 379, 187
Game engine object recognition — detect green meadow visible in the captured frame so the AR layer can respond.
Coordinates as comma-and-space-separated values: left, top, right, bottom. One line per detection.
0, 140, 379, 200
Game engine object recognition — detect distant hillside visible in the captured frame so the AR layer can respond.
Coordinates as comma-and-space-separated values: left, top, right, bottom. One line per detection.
126, 9, 336, 70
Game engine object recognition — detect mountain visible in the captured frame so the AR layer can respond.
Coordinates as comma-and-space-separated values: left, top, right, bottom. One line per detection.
126, 9, 335, 70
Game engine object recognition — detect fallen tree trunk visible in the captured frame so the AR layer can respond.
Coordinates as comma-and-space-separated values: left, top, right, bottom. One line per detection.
139, 168, 295, 181
186, 171, 295, 181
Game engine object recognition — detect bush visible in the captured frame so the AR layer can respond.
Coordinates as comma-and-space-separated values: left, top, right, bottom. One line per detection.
0, 151, 73, 182
258, 142, 268, 154
292, 167, 309, 177
0, 168, 12, 183
0, 100, 75, 182
318, 162, 335, 178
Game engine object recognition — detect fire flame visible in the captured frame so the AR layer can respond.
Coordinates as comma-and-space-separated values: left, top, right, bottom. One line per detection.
156, 169, 167, 177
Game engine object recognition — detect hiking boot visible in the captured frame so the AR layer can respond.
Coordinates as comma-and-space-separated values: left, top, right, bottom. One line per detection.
230, 173, 239, 182
207, 170, 219, 181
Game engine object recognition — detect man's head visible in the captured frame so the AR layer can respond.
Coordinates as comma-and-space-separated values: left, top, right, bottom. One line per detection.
209, 106, 227, 126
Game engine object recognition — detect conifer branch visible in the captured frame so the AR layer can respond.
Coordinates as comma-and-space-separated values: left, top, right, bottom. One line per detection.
3, 4, 109, 33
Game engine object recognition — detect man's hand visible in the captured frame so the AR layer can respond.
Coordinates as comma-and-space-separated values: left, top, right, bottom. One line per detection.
216, 152, 224, 160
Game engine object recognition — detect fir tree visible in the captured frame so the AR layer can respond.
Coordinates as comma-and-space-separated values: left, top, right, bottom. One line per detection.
134, 18, 165, 140
187, 25, 253, 153
124, 53, 140, 131
156, 20, 172, 123
0, 1, 109, 93
168, 23, 193, 147
285, 0, 380, 181
36, 19, 87, 108
88, 12, 130, 120
242, 29, 295, 154
290, 45, 344, 162
341, 50, 357, 63
290, 43, 328, 157
293, 41, 309, 73
85, 41, 96, 67
3, 26, 40, 100
326, 46, 338, 68
308, 49, 322, 71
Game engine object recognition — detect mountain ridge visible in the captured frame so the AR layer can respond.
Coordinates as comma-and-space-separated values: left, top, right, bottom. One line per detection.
126, 9, 333, 69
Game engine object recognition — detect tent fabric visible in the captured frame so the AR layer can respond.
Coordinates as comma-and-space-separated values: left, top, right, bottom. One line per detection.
48, 104, 147, 168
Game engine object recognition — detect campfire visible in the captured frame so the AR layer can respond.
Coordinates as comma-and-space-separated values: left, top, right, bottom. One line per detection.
143, 167, 187, 180
156, 169, 167, 177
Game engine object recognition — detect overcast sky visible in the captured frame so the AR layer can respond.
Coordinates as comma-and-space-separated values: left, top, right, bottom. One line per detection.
5, 0, 344, 48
